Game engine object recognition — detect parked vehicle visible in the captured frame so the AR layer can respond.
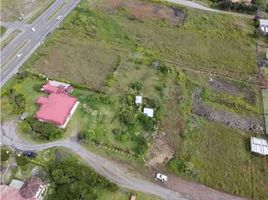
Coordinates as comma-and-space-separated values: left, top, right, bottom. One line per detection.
31, 27, 36, 32
56, 15, 62, 20
23, 151, 37, 158
155, 173, 168, 182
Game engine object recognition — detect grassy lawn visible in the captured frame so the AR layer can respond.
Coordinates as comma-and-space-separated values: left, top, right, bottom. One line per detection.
1, 0, 267, 199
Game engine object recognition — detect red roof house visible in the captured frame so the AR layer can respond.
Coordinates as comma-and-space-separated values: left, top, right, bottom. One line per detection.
36, 93, 79, 128
1, 176, 46, 200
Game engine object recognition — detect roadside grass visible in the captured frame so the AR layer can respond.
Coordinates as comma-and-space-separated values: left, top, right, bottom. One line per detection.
27, 0, 56, 23
0, 0, 55, 22
0, 30, 21, 50
0, 26, 6, 36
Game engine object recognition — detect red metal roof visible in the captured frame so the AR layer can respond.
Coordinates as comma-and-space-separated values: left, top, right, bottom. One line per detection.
36, 93, 77, 126
19, 176, 42, 199
0, 185, 35, 200
42, 81, 72, 94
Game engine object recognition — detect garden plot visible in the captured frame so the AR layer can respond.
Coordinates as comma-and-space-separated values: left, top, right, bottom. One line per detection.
193, 89, 263, 133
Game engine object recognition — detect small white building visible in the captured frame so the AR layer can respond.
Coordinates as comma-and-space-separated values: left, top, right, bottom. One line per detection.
259, 19, 268, 34
143, 108, 154, 117
251, 137, 268, 155
135, 96, 143, 105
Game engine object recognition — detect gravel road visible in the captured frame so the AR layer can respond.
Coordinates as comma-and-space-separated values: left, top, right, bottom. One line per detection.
0, 121, 248, 200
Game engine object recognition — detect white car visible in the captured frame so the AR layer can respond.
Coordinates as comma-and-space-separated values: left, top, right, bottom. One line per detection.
31, 27, 36, 32
56, 15, 62, 20
156, 173, 168, 182
17, 53, 22, 58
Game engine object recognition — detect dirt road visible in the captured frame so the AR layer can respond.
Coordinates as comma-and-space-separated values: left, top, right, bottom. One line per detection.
0, 120, 249, 200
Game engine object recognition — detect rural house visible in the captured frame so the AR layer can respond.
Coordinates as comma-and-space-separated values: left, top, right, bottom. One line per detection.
0, 176, 47, 200
36, 81, 79, 128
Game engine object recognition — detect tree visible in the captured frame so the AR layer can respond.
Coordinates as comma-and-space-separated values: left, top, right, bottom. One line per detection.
129, 81, 143, 91
15, 155, 28, 166
1, 148, 10, 162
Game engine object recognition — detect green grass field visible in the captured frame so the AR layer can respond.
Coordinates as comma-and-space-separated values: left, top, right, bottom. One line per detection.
1, 0, 267, 199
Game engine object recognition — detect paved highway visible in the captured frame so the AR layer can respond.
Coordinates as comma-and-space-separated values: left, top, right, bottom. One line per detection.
0, 0, 81, 87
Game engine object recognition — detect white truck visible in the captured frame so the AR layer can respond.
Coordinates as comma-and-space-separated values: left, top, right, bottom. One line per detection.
156, 173, 168, 182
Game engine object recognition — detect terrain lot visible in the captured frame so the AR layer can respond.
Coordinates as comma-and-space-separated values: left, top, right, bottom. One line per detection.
0, 0, 55, 22
1, 0, 268, 199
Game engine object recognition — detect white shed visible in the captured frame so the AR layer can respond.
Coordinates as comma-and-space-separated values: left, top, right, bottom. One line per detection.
143, 108, 154, 117
135, 96, 143, 105
251, 137, 268, 155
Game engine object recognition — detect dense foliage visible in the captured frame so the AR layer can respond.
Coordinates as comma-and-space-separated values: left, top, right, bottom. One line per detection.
1, 148, 10, 162
47, 158, 118, 200
211, 0, 258, 14
26, 117, 64, 140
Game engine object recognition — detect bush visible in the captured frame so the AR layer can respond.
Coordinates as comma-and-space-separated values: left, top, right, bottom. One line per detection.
138, 114, 155, 131
133, 135, 148, 155
1, 148, 10, 162
129, 81, 143, 91
27, 118, 64, 140
15, 155, 28, 166
119, 108, 137, 125
213, 1, 258, 14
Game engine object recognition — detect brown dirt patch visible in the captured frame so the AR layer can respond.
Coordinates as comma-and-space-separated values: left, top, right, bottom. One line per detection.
192, 89, 263, 133
146, 133, 175, 168
259, 67, 268, 89
210, 78, 256, 105
164, 175, 247, 200
104, 0, 185, 26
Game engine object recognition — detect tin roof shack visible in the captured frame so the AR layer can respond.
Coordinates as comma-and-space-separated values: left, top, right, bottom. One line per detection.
41, 80, 73, 94
251, 137, 268, 155
143, 108, 154, 117
259, 19, 268, 34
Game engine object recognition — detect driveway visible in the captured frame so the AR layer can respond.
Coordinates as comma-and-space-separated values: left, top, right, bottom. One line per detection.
0, 121, 248, 200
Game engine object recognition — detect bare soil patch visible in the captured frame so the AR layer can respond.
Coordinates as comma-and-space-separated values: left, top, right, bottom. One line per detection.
146, 133, 175, 168
259, 68, 268, 89
164, 175, 247, 200
193, 89, 263, 133
104, 0, 185, 26
210, 78, 256, 104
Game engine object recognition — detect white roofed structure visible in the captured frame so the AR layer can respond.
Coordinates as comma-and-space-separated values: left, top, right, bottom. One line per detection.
135, 96, 143, 104
143, 108, 154, 117
251, 137, 268, 155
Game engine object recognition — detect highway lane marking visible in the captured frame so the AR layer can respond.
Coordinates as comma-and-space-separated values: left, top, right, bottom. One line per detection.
46, 1, 67, 23
1, 39, 31, 70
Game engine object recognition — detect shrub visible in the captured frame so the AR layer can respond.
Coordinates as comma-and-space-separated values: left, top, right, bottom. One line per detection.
27, 117, 64, 140
1, 148, 10, 162
138, 114, 155, 131
129, 81, 143, 91
119, 108, 136, 125
15, 155, 28, 166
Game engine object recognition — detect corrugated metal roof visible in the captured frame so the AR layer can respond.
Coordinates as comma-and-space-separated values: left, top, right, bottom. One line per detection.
259, 19, 268, 26
251, 137, 268, 155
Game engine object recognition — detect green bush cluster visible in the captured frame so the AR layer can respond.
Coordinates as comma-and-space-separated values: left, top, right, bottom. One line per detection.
1, 148, 10, 162
47, 157, 118, 200
26, 117, 64, 140
212, 0, 258, 14
6, 89, 26, 114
